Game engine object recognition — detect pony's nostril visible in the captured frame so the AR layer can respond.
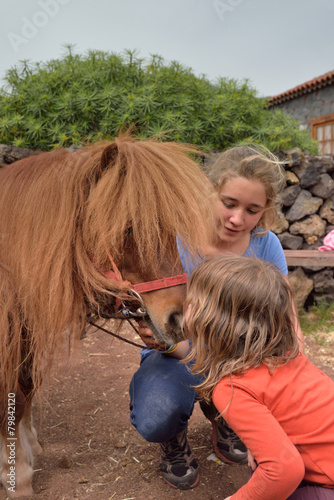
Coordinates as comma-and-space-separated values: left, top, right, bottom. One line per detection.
166, 310, 183, 333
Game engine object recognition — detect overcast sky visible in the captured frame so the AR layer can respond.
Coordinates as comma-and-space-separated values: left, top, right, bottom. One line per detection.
1, 0, 334, 97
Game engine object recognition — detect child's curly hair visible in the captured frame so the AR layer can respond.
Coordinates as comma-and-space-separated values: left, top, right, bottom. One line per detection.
183, 255, 299, 401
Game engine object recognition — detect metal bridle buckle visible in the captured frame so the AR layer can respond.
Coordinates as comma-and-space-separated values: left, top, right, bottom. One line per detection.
120, 289, 148, 318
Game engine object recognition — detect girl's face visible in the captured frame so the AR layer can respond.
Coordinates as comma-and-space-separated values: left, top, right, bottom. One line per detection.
215, 177, 267, 244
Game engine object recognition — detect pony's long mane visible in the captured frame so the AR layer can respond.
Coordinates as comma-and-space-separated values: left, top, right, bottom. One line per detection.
0, 133, 213, 397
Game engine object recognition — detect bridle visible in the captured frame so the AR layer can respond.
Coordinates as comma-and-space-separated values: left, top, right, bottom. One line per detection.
98, 268, 188, 320
89, 258, 188, 348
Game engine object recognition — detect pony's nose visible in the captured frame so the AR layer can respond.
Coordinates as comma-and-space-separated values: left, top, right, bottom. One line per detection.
164, 309, 184, 340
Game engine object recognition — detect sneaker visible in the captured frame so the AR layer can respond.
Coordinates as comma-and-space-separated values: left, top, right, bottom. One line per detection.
211, 417, 248, 465
159, 429, 199, 490
199, 400, 247, 465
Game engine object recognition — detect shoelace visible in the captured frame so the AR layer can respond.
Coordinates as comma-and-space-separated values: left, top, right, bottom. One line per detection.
161, 437, 189, 464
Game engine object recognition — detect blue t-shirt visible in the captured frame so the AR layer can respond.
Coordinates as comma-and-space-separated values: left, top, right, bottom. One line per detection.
140, 232, 287, 357
179, 230, 287, 277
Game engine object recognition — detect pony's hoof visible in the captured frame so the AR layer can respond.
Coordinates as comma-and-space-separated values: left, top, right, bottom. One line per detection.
5, 485, 34, 498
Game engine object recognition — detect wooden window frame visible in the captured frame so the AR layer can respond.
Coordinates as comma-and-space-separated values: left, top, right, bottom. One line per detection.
309, 113, 334, 154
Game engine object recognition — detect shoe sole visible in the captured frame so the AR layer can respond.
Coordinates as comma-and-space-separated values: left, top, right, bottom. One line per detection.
162, 473, 199, 490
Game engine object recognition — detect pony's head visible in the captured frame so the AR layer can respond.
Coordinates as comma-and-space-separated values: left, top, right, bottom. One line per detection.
0, 132, 214, 395
82, 134, 214, 344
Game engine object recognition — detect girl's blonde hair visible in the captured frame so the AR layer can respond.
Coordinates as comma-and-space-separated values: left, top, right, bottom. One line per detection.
184, 255, 299, 401
206, 145, 286, 233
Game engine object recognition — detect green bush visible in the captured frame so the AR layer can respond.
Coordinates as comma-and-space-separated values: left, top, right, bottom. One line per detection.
0, 46, 319, 153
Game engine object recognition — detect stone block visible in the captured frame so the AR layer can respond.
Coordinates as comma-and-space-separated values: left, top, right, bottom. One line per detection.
278, 185, 301, 207
286, 191, 323, 222
308, 155, 334, 174
319, 195, 334, 224
310, 174, 334, 199
290, 214, 326, 245
313, 293, 334, 306
312, 269, 334, 294
292, 159, 323, 188
0, 144, 38, 164
283, 148, 304, 167
288, 267, 314, 308
285, 171, 300, 185
278, 232, 303, 250
272, 206, 289, 234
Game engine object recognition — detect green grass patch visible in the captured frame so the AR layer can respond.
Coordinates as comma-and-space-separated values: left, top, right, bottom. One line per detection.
299, 300, 334, 345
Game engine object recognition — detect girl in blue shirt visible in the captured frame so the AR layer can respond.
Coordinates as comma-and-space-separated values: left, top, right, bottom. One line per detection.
129, 145, 303, 490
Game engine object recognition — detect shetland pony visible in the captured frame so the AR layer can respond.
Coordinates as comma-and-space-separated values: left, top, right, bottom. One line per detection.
0, 133, 213, 497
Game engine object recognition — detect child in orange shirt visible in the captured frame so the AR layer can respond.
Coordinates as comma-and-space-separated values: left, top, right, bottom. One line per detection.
185, 254, 334, 500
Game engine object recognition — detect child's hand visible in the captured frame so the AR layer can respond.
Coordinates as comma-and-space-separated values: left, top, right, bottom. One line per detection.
137, 320, 168, 350
247, 450, 257, 471
136, 321, 189, 359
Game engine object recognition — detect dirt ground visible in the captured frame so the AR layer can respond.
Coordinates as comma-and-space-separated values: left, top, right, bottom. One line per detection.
1, 322, 333, 500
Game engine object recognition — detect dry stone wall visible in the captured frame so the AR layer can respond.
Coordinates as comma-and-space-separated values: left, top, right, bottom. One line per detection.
2, 144, 334, 308
273, 149, 334, 307
0, 144, 38, 165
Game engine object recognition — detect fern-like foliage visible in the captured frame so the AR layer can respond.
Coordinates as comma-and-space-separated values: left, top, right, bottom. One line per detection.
0, 46, 319, 153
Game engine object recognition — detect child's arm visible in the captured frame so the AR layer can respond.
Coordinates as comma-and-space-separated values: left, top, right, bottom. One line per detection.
213, 382, 305, 499
162, 340, 190, 359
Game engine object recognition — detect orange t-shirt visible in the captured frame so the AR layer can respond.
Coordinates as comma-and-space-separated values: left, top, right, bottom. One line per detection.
212, 354, 334, 499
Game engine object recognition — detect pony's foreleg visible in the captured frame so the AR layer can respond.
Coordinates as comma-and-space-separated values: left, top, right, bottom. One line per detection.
20, 399, 42, 456
0, 392, 37, 498
0, 432, 34, 498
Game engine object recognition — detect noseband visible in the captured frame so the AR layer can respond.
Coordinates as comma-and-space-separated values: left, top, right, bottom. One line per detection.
100, 268, 188, 319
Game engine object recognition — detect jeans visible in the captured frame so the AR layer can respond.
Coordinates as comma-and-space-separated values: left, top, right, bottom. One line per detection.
129, 349, 203, 443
